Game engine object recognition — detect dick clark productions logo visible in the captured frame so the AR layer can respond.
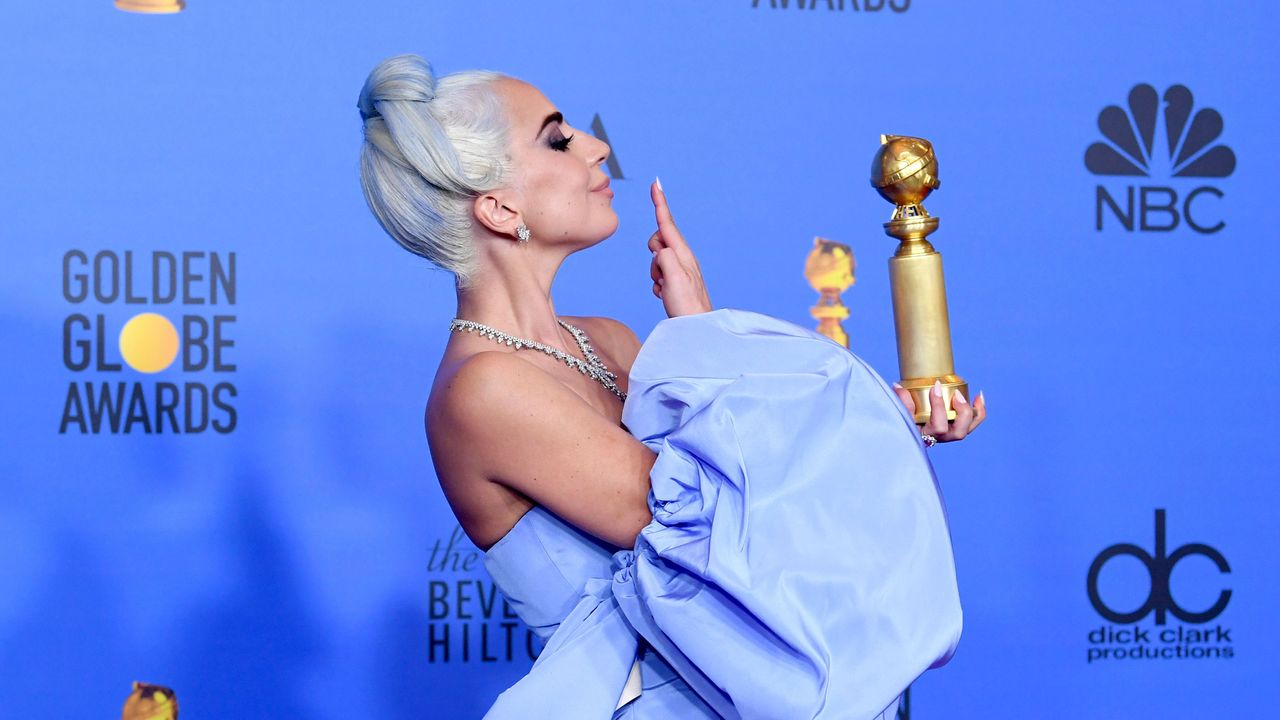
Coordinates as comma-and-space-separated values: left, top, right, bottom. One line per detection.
1085, 510, 1233, 663
59, 250, 238, 434
1086, 83, 1236, 234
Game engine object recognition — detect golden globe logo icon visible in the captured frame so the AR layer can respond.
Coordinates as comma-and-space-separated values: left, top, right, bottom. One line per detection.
1086, 84, 1235, 234
59, 250, 238, 434
118, 313, 181, 373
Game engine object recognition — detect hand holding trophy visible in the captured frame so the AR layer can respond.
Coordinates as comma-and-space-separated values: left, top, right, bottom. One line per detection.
872, 135, 985, 439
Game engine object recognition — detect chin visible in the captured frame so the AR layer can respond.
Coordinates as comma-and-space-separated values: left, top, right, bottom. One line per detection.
594, 212, 620, 242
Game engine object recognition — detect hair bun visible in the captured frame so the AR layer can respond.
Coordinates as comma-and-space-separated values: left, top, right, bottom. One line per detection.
357, 53, 438, 122
357, 58, 509, 289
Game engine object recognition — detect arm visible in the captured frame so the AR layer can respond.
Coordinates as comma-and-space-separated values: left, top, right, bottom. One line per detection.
434, 351, 655, 549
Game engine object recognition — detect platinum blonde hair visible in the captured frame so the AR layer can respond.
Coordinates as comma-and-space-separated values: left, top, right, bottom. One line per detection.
357, 54, 511, 289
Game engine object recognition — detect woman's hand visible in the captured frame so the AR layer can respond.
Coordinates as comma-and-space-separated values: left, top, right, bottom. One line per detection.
647, 178, 713, 318
893, 380, 987, 444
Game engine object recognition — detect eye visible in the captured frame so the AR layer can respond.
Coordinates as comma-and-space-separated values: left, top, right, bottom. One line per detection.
550, 133, 575, 152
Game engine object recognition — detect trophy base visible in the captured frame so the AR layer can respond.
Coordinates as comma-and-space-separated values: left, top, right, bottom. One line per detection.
898, 375, 968, 425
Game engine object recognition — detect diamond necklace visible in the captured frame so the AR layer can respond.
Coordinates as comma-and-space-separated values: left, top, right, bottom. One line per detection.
448, 317, 627, 402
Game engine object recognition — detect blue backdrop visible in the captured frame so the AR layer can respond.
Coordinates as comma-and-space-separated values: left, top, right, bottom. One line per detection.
2, 1, 1277, 717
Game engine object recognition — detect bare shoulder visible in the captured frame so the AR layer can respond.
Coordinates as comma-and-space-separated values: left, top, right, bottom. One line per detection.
427, 350, 541, 441
561, 315, 643, 375
427, 347, 611, 467
426, 345, 655, 549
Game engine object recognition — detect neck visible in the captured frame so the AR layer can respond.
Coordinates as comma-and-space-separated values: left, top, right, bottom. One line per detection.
454, 233, 572, 347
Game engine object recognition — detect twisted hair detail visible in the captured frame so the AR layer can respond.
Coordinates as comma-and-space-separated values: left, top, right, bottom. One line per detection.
356, 54, 511, 288
358, 95, 433, 121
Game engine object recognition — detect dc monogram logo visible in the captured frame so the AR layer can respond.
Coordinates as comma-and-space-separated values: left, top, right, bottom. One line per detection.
1086, 84, 1235, 234
1087, 509, 1231, 626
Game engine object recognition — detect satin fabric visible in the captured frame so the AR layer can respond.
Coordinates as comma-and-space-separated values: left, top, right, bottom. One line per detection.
483, 507, 716, 718
482, 308, 961, 719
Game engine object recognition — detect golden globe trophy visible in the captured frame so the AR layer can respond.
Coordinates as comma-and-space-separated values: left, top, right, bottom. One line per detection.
871, 135, 968, 424
804, 237, 856, 348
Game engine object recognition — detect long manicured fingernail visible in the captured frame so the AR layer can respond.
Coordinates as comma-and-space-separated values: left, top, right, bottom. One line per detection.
892, 382, 904, 390
978, 390, 986, 407
655, 176, 664, 192
954, 390, 967, 405
931, 380, 943, 397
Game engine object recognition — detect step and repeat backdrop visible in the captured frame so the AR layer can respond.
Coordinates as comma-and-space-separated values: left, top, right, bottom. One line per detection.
2, 1, 1276, 718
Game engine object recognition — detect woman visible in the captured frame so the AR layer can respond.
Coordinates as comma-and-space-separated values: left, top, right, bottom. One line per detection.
358, 54, 985, 719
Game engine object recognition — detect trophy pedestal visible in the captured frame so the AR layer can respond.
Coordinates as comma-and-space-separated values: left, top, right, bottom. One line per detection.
895, 375, 968, 425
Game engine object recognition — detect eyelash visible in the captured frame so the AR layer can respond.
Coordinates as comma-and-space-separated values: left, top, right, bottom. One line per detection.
550, 133, 575, 152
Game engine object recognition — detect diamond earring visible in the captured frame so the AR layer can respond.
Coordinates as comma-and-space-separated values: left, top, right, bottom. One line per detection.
516, 224, 531, 243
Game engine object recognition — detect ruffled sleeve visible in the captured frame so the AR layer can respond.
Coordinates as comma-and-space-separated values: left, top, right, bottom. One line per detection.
611, 308, 961, 719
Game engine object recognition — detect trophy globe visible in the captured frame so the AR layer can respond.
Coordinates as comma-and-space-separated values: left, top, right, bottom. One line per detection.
872, 135, 941, 227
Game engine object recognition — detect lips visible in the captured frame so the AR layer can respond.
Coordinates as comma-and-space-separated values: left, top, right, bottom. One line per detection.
590, 176, 611, 193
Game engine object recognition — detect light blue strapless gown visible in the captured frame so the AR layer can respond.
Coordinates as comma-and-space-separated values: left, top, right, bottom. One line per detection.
482, 309, 962, 720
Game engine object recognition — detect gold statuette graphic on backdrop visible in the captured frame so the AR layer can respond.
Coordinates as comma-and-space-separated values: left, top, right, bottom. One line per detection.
871, 135, 968, 424
115, 0, 185, 13
804, 237, 856, 348
121, 682, 178, 720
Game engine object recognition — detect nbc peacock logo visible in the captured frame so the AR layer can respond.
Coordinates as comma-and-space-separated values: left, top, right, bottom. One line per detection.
1086, 84, 1235, 234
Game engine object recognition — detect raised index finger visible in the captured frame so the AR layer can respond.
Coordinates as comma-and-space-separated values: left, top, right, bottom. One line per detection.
651, 178, 685, 247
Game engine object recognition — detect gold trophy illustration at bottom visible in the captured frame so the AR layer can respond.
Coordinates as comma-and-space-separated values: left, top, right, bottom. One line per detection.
871, 135, 968, 425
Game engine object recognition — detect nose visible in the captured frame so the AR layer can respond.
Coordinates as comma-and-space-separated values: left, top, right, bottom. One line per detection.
587, 133, 610, 167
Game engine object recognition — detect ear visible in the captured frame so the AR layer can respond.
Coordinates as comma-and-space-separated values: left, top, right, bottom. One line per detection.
473, 192, 522, 237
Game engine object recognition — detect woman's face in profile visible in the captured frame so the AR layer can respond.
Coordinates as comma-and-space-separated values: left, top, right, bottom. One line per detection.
493, 77, 617, 247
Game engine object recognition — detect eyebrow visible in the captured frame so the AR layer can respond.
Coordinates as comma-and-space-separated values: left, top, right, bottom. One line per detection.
537, 111, 563, 140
